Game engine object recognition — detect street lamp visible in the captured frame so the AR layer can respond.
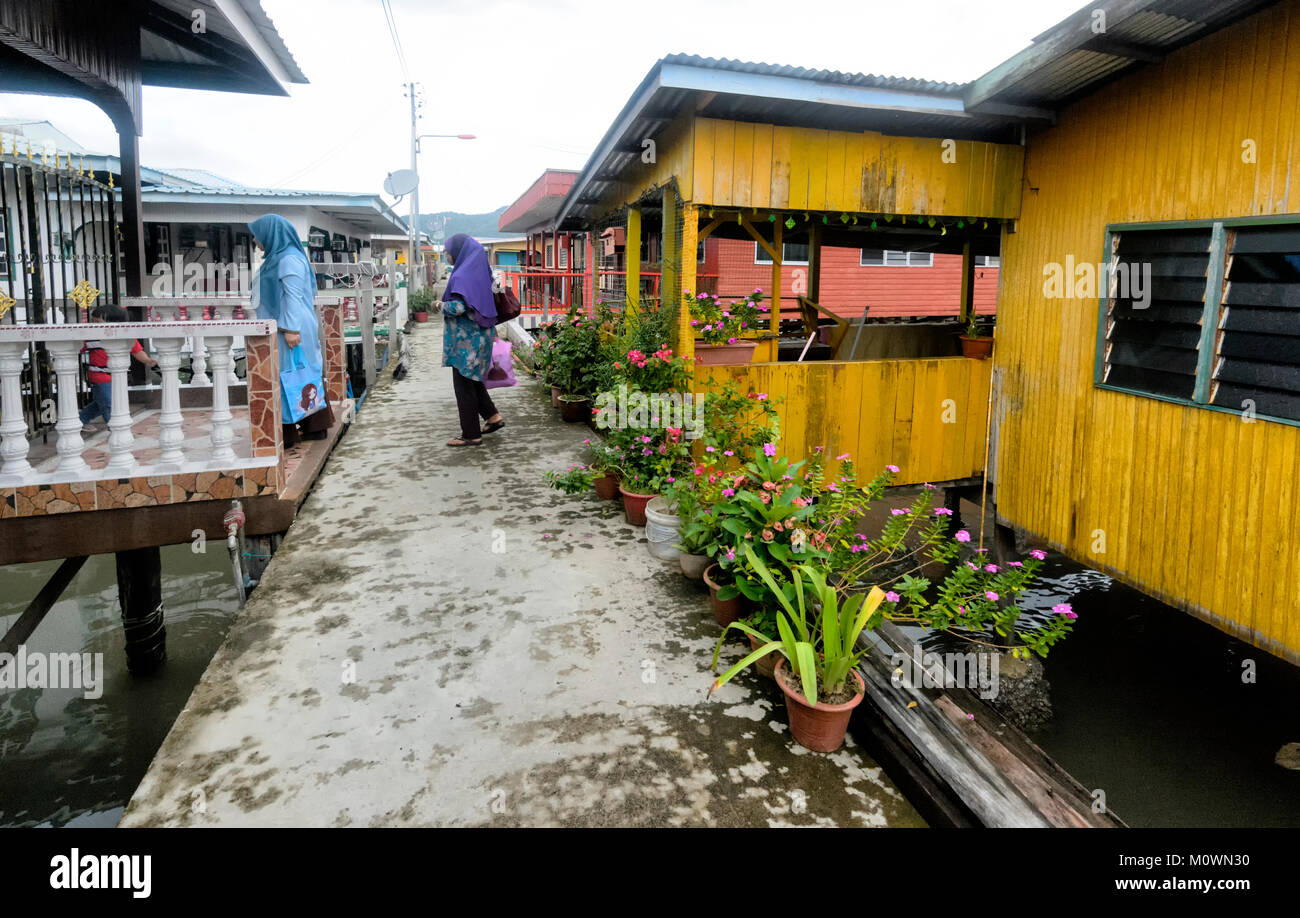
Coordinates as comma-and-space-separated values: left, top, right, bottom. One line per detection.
409, 132, 476, 291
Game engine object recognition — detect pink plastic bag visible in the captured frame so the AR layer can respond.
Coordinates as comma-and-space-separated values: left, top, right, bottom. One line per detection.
484, 339, 517, 389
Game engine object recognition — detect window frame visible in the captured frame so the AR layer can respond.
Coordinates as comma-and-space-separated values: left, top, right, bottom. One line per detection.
860, 248, 934, 267
754, 241, 809, 265
1094, 214, 1300, 429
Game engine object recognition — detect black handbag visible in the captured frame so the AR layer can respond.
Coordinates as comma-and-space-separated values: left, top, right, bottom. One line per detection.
492, 286, 522, 325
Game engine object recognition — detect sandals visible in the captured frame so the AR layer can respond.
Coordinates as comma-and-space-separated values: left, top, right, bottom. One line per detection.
447, 437, 483, 447
482, 419, 506, 434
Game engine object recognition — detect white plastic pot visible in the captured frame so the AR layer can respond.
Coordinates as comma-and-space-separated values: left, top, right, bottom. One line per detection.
644, 497, 681, 561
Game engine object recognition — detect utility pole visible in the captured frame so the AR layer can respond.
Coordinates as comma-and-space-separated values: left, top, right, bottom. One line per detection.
407, 81, 421, 294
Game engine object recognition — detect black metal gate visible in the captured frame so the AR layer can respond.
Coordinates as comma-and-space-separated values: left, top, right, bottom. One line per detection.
0, 140, 120, 438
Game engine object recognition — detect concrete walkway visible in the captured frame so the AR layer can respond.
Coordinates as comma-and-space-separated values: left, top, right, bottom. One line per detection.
121, 322, 924, 828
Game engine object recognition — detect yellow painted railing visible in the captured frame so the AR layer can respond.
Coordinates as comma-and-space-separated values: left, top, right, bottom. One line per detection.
695, 357, 992, 486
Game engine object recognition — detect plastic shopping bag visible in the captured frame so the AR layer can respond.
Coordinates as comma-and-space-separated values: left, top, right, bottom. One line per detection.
484, 339, 517, 390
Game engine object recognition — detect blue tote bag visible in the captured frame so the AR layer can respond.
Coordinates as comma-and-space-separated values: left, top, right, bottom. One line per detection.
281, 346, 326, 424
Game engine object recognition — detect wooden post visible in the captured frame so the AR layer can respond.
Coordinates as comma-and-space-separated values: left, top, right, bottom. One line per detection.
586, 233, 597, 316
680, 204, 698, 364
661, 190, 679, 322
808, 222, 822, 304
960, 238, 975, 324
361, 275, 376, 391
117, 130, 146, 299
770, 219, 783, 337
625, 207, 641, 318
116, 546, 166, 674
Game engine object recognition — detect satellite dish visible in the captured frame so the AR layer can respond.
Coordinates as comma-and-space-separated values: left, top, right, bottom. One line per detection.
383, 169, 419, 197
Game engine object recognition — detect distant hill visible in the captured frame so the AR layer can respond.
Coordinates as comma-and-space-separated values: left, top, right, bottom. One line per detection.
419, 207, 510, 241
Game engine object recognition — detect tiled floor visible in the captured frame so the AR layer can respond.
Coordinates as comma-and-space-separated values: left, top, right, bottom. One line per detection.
27, 407, 253, 473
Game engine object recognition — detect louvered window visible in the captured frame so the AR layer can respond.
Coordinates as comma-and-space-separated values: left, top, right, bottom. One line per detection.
1211, 225, 1300, 420
1100, 227, 1212, 399
1097, 218, 1300, 425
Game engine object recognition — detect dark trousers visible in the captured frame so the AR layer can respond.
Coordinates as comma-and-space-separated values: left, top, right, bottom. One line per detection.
452, 368, 498, 439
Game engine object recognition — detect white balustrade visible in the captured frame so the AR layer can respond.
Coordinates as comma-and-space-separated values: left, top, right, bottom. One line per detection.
46, 340, 93, 478
154, 337, 186, 469
205, 333, 237, 465
102, 339, 138, 476
0, 341, 33, 485
0, 302, 276, 487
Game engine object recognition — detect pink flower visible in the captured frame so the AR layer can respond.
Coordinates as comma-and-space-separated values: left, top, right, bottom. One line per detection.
955, 530, 971, 543
890, 509, 906, 516
984, 564, 999, 573
985, 591, 999, 601
923, 482, 936, 490
1052, 603, 1076, 620
1008, 561, 1023, 567
1030, 549, 1047, 560
759, 493, 771, 504
721, 488, 735, 497
886, 464, 900, 473
885, 591, 900, 603
763, 443, 777, 457
705, 445, 715, 452
836, 452, 850, 460
727, 337, 738, 344
666, 477, 675, 483
723, 450, 734, 456
934, 508, 953, 516
725, 547, 735, 561
762, 529, 774, 541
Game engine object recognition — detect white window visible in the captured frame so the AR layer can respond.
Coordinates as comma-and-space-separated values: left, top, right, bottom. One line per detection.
977, 255, 1000, 267
0, 219, 9, 279
754, 242, 809, 265
155, 225, 171, 261
546, 242, 554, 268
861, 248, 933, 267
559, 247, 568, 269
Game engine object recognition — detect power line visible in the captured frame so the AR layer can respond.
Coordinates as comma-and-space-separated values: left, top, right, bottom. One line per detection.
379, 0, 409, 83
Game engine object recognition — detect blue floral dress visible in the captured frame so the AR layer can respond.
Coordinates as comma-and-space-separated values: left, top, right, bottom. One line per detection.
441, 295, 494, 381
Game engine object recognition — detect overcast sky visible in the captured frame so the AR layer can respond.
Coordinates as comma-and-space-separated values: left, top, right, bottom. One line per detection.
0, 0, 1084, 216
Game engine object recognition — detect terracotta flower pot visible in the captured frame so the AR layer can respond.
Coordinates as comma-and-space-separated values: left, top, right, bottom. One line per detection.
960, 335, 994, 359
559, 397, 589, 423
694, 339, 759, 366
703, 563, 743, 628
679, 551, 710, 580
594, 474, 619, 500
773, 658, 865, 753
413, 311, 429, 323
619, 485, 656, 526
748, 632, 777, 679
550, 386, 561, 408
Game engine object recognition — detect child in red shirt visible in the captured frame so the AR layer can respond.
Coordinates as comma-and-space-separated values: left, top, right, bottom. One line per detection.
80, 304, 157, 431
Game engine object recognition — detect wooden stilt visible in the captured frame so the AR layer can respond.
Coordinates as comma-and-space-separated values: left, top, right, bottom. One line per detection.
115, 546, 166, 674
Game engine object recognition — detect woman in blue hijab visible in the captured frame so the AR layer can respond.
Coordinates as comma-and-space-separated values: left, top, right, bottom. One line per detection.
441, 233, 504, 446
249, 214, 333, 446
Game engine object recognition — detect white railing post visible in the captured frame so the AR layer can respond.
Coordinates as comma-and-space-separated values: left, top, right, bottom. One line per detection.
214, 302, 239, 378
46, 340, 93, 478
102, 339, 137, 475
0, 341, 33, 484
187, 304, 210, 387
206, 333, 236, 464
154, 337, 186, 469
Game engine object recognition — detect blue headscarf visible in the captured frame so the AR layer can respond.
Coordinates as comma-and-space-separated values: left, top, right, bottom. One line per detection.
444, 233, 497, 328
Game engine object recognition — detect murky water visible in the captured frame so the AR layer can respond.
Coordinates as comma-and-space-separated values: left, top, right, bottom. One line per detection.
921, 553, 1300, 827
0, 548, 241, 827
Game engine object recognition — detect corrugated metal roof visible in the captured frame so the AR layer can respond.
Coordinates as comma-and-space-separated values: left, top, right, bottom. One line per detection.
659, 54, 965, 95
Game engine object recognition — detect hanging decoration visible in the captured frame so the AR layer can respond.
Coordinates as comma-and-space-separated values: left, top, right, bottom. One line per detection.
0, 291, 14, 321
70, 279, 101, 314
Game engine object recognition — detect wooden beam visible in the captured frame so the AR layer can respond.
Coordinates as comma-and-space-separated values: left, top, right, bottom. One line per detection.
0, 555, 88, 659
807, 223, 822, 304
960, 238, 975, 322
661, 189, 679, 319
679, 203, 698, 364
740, 214, 779, 264
697, 216, 725, 241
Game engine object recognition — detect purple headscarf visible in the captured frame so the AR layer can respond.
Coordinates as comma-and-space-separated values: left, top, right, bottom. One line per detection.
444, 234, 497, 328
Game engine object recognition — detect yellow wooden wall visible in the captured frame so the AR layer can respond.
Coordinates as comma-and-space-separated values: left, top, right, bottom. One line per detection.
995, 0, 1300, 662
697, 357, 991, 486
691, 118, 1023, 217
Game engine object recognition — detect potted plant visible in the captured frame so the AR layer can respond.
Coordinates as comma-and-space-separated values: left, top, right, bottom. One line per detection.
959, 313, 994, 359
583, 438, 620, 500
677, 507, 718, 580
409, 286, 435, 323
550, 313, 603, 419
711, 547, 884, 752
686, 289, 764, 366
544, 466, 596, 495
702, 561, 745, 627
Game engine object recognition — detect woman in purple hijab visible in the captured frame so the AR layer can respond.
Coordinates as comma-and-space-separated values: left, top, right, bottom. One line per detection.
440, 233, 504, 446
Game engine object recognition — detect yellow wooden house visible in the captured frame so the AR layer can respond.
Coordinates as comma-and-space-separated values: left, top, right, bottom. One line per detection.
556, 0, 1300, 664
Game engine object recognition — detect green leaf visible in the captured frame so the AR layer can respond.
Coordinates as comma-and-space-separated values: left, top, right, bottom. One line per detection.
743, 544, 793, 617
794, 642, 818, 704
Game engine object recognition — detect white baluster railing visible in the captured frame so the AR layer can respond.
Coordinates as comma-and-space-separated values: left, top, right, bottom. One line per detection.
0, 304, 277, 486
